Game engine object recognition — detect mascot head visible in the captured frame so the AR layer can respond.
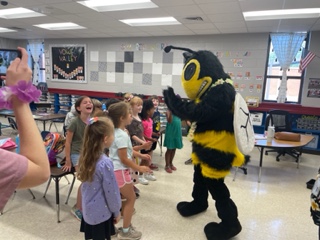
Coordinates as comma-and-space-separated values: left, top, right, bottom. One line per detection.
164, 45, 230, 100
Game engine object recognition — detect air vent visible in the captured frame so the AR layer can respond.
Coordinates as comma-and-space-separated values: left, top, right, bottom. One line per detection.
185, 17, 203, 21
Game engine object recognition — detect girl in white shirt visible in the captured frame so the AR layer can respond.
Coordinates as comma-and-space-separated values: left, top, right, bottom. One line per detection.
108, 101, 150, 240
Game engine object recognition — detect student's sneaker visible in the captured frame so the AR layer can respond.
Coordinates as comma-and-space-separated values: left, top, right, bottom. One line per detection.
71, 206, 82, 221
118, 225, 142, 240
138, 176, 149, 185
144, 173, 157, 181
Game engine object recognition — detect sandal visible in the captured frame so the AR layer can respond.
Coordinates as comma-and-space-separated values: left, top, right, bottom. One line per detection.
170, 165, 177, 171
165, 166, 172, 173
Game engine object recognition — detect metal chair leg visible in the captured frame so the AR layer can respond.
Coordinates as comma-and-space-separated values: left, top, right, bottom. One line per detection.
65, 175, 76, 204
233, 167, 239, 181
54, 177, 61, 223
233, 166, 248, 181
28, 189, 36, 199
54, 122, 59, 132
64, 176, 70, 184
157, 139, 163, 156
43, 177, 52, 198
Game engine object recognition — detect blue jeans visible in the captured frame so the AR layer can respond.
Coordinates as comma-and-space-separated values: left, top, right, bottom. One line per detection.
71, 153, 80, 167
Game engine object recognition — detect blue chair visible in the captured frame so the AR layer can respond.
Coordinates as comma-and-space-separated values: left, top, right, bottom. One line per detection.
7, 117, 18, 135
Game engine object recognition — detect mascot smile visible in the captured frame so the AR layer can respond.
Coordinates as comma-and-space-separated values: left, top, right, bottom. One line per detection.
163, 45, 254, 240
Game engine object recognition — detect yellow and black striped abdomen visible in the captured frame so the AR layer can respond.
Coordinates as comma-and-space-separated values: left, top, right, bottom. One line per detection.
192, 130, 245, 179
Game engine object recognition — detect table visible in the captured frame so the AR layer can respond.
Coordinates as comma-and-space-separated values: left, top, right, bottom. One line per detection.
32, 114, 66, 131
255, 134, 314, 182
0, 110, 66, 131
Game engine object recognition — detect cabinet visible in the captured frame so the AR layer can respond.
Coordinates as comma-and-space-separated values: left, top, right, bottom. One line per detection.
50, 93, 109, 114
291, 114, 320, 151
52, 93, 72, 114
29, 83, 54, 113
250, 111, 267, 134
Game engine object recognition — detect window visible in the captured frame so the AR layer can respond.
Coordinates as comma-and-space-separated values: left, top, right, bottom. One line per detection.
27, 40, 45, 84
263, 33, 309, 103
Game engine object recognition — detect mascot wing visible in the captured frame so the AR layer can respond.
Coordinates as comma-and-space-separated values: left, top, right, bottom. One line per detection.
233, 93, 255, 154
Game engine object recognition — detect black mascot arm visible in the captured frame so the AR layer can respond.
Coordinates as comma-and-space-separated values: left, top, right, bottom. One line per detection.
163, 85, 235, 123
163, 87, 191, 120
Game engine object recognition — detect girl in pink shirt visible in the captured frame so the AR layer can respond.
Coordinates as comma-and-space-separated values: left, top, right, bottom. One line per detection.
140, 99, 158, 180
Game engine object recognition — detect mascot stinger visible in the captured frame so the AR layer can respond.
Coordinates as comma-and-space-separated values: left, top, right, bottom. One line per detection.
163, 45, 253, 240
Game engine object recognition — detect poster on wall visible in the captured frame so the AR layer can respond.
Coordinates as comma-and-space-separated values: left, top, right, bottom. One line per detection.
50, 45, 86, 83
307, 78, 320, 98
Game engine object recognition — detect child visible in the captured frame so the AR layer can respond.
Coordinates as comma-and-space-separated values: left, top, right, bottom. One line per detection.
91, 98, 103, 117
164, 109, 183, 173
62, 96, 93, 221
149, 95, 161, 170
78, 117, 121, 240
108, 102, 150, 240
64, 104, 77, 129
126, 96, 152, 185
123, 92, 134, 103
140, 99, 158, 179
0, 47, 49, 210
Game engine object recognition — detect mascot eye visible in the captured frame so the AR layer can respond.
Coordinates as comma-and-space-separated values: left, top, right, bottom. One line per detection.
184, 62, 196, 81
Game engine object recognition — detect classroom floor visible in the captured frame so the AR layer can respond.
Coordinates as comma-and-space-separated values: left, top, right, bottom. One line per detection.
0, 118, 319, 240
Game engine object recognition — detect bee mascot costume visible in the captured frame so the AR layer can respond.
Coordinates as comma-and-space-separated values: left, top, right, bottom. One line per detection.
163, 46, 254, 240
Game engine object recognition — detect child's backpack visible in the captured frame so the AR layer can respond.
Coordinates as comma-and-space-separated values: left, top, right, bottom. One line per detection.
43, 132, 66, 166
310, 168, 320, 226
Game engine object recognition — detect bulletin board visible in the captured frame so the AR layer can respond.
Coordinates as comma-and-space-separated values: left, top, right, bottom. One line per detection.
50, 45, 86, 83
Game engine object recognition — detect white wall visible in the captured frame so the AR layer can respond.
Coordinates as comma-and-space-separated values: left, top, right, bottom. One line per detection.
3, 32, 318, 107
45, 33, 269, 99
0, 38, 19, 49
302, 31, 320, 107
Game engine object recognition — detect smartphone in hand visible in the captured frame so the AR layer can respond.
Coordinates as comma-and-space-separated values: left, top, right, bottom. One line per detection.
0, 48, 22, 76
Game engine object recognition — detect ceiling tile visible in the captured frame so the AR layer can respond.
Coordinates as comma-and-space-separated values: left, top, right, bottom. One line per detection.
0, 0, 319, 39
198, 2, 242, 14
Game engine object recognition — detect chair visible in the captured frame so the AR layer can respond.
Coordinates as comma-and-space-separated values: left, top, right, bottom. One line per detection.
43, 166, 76, 223
41, 130, 75, 223
7, 117, 18, 135
265, 110, 301, 162
1, 190, 35, 215
62, 125, 67, 137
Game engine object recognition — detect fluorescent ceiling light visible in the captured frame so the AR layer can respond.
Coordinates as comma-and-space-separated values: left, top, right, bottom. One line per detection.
121, 17, 180, 26
77, 0, 158, 12
0, 27, 16, 33
243, 8, 320, 21
0, 7, 45, 19
34, 22, 86, 30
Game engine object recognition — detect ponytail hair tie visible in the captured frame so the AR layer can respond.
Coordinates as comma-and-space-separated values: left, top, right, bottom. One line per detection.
88, 117, 99, 125
124, 94, 134, 103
